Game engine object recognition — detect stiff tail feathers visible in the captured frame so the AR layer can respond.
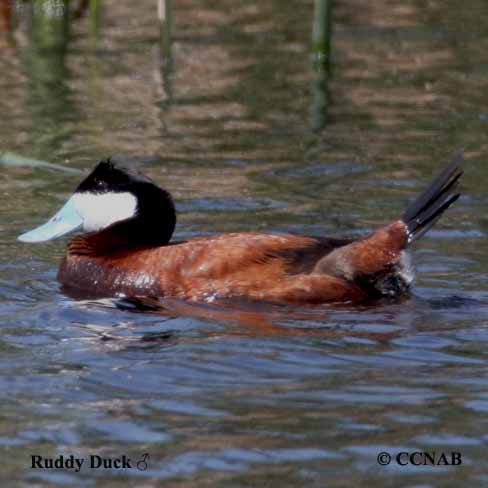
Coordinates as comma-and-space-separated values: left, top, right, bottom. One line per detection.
402, 151, 463, 244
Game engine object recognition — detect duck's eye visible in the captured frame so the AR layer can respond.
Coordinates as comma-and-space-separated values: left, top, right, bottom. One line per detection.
90, 179, 106, 192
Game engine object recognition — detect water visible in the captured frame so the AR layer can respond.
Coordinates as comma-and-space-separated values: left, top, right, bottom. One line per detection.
1, 0, 488, 486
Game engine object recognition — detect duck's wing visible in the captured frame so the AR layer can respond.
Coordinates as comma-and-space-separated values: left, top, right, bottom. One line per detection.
260, 236, 354, 275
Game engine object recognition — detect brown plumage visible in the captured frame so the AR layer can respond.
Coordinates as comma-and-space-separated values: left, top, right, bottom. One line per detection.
60, 232, 366, 302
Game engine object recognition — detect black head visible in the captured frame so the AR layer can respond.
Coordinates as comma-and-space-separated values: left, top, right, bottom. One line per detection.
18, 158, 176, 247
76, 159, 154, 193
75, 159, 177, 247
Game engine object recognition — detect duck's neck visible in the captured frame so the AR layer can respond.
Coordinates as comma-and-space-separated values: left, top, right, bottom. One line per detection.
69, 186, 176, 256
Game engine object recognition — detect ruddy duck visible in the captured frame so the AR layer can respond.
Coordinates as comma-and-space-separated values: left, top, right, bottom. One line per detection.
19, 155, 463, 304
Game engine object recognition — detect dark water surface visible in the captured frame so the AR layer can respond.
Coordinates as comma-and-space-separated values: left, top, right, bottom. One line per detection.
1, 0, 488, 486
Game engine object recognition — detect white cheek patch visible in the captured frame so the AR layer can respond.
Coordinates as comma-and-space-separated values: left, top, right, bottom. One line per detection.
72, 192, 137, 232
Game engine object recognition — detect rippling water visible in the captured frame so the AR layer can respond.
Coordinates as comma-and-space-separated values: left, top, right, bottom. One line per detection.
1, 0, 488, 486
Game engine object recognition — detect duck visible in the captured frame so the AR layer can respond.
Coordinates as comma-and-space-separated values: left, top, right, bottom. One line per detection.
18, 155, 463, 304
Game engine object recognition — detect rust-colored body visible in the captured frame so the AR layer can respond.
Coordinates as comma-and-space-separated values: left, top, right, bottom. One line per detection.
59, 221, 409, 304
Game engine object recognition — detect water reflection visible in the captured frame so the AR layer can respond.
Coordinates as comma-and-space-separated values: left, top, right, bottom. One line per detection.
24, 0, 78, 158
1, 0, 488, 486
0, 0, 12, 33
157, 0, 173, 105
310, 0, 332, 131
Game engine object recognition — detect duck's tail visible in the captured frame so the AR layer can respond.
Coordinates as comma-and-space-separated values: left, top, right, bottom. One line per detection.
402, 151, 463, 245
315, 153, 464, 294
